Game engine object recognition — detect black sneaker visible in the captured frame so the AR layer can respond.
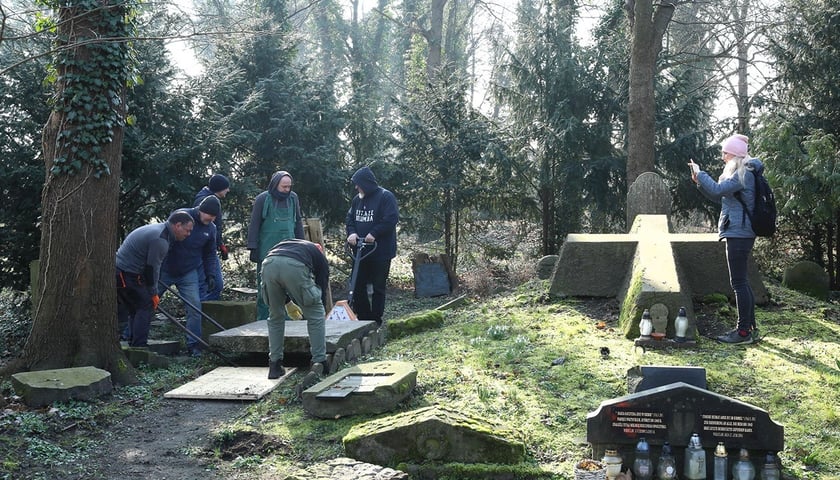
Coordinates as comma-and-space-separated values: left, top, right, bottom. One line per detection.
268, 360, 286, 379
717, 329, 754, 345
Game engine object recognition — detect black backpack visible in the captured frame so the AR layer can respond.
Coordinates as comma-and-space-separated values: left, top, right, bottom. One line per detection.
736, 169, 777, 237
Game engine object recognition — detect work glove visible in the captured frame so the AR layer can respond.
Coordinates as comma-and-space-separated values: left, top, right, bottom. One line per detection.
206, 275, 216, 292
218, 243, 229, 260
151, 294, 160, 310
285, 301, 303, 320
249, 249, 259, 263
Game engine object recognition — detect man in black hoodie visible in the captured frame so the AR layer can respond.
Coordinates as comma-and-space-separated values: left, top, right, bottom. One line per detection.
345, 166, 399, 324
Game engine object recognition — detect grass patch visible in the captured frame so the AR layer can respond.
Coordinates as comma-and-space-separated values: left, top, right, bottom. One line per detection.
211, 280, 839, 479
1, 279, 839, 479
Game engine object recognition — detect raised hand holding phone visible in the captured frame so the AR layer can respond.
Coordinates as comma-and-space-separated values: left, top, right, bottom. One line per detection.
688, 160, 700, 175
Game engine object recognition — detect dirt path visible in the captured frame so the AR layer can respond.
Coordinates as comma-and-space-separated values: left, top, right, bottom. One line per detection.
92, 398, 246, 479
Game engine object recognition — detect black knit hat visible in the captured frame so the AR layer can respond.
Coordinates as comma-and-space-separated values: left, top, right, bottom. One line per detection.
198, 195, 221, 217
208, 174, 230, 193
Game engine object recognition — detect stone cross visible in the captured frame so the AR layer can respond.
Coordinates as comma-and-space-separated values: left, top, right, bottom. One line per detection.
548, 172, 767, 339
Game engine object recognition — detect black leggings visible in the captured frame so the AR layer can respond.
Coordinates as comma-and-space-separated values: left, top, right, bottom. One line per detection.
725, 237, 756, 331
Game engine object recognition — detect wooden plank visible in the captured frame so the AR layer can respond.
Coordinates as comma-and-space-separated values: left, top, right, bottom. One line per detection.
163, 366, 296, 401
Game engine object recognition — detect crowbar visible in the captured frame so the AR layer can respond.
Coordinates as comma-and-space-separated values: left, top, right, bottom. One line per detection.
156, 305, 238, 367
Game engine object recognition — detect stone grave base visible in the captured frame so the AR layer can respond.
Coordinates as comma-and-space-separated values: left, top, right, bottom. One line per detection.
209, 319, 378, 355
11, 366, 112, 408
163, 366, 297, 400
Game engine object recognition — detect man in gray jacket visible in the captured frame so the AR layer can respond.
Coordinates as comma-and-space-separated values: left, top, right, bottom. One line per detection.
116, 211, 193, 347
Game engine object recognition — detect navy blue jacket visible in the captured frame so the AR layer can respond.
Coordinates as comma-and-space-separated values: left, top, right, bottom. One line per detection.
345, 166, 399, 261
194, 187, 224, 247
162, 208, 218, 278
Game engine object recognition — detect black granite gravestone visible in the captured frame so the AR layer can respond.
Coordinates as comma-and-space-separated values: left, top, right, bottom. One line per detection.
627, 365, 707, 393
587, 382, 783, 476
414, 263, 451, 297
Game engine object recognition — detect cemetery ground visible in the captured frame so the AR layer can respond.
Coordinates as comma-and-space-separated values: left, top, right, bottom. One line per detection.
1, 275, 840, 479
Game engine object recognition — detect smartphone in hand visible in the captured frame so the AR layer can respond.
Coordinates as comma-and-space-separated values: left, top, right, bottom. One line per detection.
688, 160, 700, 175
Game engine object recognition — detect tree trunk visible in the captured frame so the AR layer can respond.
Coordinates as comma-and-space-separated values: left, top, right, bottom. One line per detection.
626, 0, 675, 185
426, 0, 446, 79
735, 0, 751, 133
16, 0, 136, 385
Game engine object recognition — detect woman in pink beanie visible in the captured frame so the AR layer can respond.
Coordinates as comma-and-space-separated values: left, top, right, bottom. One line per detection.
688, 133, 765, 345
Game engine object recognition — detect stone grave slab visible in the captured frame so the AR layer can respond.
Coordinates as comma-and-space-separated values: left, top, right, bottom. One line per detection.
208, 319, 378, 355
302, 361, 417, 418
626, 365, 706, 393
343, 405, 526, 466
11, 366, 112, 408
200, 301, 258, 341
163, 366, 297, 400
587, 382, 783, 475
121, 347, 172, 369
120, 339, 180, 356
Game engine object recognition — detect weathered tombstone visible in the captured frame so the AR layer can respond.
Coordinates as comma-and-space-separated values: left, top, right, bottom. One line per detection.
626, 172, 672, 230
412, 253, 457, 297
782, 260, 830, 300
11, 366, 112, 408
302, 361, 417, 418
536, 255, 559, 280
413, 261, 452, 297
343, 405, 526, 466
549, 173, 768, 340
587, 382, 784, 476
200, 301, 257, 341
626, 365, 706, 394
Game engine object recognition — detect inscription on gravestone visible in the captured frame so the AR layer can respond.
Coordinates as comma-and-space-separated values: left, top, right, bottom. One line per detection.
587, 382, 783, 474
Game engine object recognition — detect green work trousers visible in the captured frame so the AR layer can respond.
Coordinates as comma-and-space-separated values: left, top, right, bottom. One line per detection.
260, 255, 326, 364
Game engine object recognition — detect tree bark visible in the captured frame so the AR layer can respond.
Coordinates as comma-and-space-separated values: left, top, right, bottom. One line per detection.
15, 0, 136, 385
626, 0, 675, 185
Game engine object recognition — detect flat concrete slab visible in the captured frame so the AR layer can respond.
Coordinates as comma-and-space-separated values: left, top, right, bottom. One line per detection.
208, 319, 378, 354
163, 366, 297, 400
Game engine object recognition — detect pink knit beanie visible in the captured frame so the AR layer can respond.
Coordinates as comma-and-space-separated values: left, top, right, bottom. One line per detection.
721, 134, 749, 157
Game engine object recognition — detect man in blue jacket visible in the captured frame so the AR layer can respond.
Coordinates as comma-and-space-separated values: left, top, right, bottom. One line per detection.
194, 173, 230, 300
345, 166, 399, 325
160, 196, 220, 355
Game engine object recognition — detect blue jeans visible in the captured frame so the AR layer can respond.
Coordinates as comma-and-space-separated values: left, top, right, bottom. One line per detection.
725, 237, 756, 331
159, 268, 203, 349
199, 256, 224, 301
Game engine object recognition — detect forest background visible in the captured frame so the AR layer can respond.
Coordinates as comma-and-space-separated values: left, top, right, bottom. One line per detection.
0, 0, 839, 377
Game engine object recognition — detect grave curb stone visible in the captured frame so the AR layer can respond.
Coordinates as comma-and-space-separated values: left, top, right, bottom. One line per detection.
11, 366, 112, 408
303, 361, 417, 419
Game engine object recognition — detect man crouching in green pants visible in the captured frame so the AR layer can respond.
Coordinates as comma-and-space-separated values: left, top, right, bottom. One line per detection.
261, 239, 330, 379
